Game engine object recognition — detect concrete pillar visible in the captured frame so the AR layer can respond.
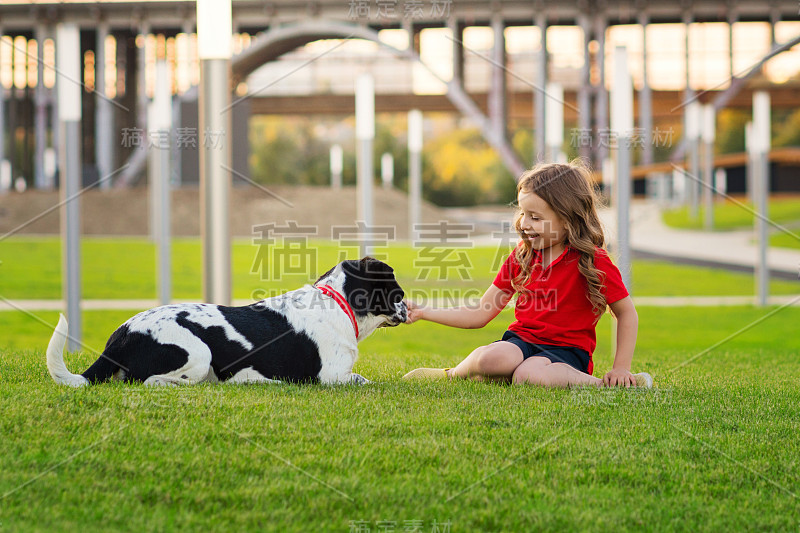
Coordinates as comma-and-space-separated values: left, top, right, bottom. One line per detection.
137, 20, 150, 131
534, 11, 547, 161
728, 11, 736, 82
683, 10, 699, 214
57, 23, 83, 351
770, 7, 779, 47
50, 26, 59, 167
611, 46, 634, 292
545, 82, 564, 163
683, 10, 694, 102
381, 152, 393, 190
330, 144, 343, 189
402, 19, 419, 55
7, 41, 16, 185
95, 22, 114, 189
198, 0, 232, 305
153, 60, 172, 306
752, 92, 770, 307
702, 104, 716, 230
686, 101, 701, 218
447, 17, 464, 89
34, 24, 49, 189
578, 14, 592, 162
594, 15, 608, 165
0, 27, 6, 178
489, 13, 507, 143
408, 109, 422, 243
355, 73, 375, 258
638, 12, 653, 166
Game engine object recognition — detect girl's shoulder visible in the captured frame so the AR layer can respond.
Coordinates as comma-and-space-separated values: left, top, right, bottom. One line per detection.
593, 246, 610, 258
591, 246, 621, 270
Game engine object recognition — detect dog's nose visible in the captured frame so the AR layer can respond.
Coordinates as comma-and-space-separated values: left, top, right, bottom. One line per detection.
396, 301, 408, 322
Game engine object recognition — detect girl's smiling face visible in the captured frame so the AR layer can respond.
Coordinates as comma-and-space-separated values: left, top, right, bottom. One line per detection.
517, 191, 566, 251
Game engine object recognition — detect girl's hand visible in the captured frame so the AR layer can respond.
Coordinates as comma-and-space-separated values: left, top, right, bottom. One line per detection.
404, 300, 425, 324
602, 368, 635, 387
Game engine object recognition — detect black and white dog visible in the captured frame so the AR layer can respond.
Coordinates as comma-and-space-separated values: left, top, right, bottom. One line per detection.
46, 257, 406, 387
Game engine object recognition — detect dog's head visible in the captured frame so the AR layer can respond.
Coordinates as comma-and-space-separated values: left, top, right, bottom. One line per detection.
315, 257, 407, 337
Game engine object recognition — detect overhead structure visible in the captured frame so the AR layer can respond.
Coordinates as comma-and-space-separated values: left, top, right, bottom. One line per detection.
232, 21, 526, 179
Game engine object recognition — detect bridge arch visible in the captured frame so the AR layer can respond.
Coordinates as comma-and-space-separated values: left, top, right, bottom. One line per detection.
231, 21, 526, 178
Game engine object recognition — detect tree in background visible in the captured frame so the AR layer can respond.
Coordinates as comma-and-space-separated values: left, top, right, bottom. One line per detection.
249, 115, 518, 207
773, 108, 800, 148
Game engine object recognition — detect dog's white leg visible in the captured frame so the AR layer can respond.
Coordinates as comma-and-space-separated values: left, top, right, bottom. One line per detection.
227, 367, 282, 385
143, 337, 213, 387
319, 372, 371, 385
143, 375, 183, 387
348, 373, 371, 385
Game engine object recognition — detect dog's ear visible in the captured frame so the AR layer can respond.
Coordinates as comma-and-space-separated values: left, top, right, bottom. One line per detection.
358, 256, 394, 276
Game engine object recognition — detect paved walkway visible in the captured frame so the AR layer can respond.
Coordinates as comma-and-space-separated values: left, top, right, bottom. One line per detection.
614, 201, 800, 278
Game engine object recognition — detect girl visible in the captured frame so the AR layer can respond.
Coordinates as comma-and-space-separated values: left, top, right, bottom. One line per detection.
403, 162, 651, 388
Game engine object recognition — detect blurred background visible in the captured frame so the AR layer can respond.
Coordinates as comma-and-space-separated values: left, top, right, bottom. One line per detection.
0, 1, 797, 208
0, 0, 798, 328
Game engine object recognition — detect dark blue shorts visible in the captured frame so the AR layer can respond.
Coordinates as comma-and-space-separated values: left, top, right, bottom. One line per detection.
493, 330, 592, 374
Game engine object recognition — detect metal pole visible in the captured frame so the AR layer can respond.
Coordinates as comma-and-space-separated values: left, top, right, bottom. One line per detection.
745, 121, 754, 204
35, 24, 48, 189
137, 21, 150, 132
330, 144, 343, 189
0, 37, 5, 183
639, 12, 653, 166
489, 12, 506, 142
381, 152, 393, 190
50, 25, 59, 165
356, 73, 375, 258
544, 82, 563, 163
95, 21, 114, 190
595, 15, 608, 166
57, 23, 83, 351
728, 11, 736, 84
448, 17, 464, 89
753, 91, 770, 307
148, 100, 158, 241
408, 109, 422, 243
683, 12, 700, 219
198, 0, 232, 305
685, 101, 700, 218
578, 15, 592, 162
702, 104, 715, 230
153, 60, 172, 306
534, 12, 547, 161
714, 168, 727, 197
611, 46, 633, 292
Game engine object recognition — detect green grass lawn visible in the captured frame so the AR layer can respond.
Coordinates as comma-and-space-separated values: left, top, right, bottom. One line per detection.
1, 305, 799, 532
1, 237, 798, 300
662, 196, 800, 233
1, 239, 799, 531
770, 231, 800, 250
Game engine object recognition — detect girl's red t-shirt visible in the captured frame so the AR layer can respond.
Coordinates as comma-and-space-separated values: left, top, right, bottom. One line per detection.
492, 244, 629, 357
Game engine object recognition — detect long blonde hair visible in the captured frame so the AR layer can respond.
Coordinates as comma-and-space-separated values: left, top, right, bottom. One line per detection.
511, 161, 608, 319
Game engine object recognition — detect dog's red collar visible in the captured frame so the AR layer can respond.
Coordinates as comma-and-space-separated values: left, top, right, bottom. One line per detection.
316, 284, 359, 339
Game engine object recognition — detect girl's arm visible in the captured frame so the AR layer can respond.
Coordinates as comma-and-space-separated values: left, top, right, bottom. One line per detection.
603, 296, 639, 387
405, 284, 512, 329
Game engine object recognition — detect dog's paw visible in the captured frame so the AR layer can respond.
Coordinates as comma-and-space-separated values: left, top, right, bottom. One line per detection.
350, 373, 371, 385
143, 376, 181, 387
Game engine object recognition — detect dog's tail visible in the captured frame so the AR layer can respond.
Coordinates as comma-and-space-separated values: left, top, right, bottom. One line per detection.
46, 314, 89, 387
